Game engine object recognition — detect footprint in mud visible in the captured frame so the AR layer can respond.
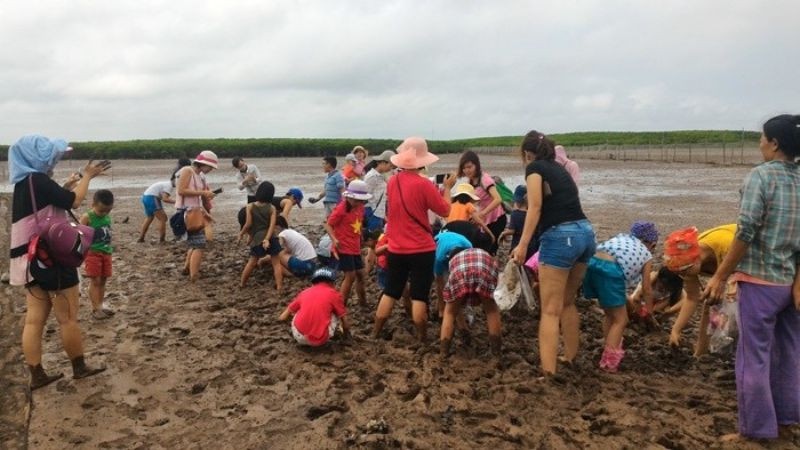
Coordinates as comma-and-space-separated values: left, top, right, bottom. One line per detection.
306, 402, 348, 420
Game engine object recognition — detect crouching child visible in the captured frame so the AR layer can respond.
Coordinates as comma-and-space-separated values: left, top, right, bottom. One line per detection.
439, 247, 501, 358
279, 268, 351, 347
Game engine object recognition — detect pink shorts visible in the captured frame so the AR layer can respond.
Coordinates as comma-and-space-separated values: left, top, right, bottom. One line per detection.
84, 251, 112, 278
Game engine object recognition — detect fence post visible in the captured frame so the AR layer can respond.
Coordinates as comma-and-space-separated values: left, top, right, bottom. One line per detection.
723, 142, 726, 165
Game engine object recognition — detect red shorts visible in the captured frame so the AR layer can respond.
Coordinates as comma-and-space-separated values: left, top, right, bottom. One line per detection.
84, 251, 112, 278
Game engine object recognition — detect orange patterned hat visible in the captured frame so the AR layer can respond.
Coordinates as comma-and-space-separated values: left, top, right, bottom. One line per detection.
663, 226, 700, 271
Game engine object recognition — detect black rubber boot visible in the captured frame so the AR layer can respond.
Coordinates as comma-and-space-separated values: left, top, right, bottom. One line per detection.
372, 317, 388, 339
29, 364, 63, 390
440, 338, 452, 359
489, 335, 502, 356
71, 356, 106, 379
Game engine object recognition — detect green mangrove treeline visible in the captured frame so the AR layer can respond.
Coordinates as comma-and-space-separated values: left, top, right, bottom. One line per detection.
0, 130, 759, 160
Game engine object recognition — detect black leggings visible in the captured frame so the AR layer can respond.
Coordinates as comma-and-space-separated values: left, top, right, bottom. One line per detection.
384, 251, 435, 302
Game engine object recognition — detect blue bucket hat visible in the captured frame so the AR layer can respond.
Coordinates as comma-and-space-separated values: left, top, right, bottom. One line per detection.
311, 267, 337, 284
513, 185, 527, 204
286, 188, 304, 208
8, 134, 71, 184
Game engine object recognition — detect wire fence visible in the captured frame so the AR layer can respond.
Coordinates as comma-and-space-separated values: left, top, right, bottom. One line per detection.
471, 142, 761, 165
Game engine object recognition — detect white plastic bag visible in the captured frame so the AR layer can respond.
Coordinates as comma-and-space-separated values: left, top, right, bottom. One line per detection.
493, 260, 521, 311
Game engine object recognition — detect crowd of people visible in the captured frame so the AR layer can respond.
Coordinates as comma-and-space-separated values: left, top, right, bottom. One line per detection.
7, 113, 800, 441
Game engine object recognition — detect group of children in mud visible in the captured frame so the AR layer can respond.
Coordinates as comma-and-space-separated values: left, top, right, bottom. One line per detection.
114, 144, 798, 376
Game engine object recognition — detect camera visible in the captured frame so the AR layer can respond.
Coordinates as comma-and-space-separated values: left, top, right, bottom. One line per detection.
435, 173, 447, 184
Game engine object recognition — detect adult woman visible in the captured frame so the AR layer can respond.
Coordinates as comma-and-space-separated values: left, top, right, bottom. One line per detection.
664, 224, 737, 356
271, 187, 304, 223
176, 150, 218, 281
511, 130, 595, 375
352, 145, 369, 177
8, 135, 109, 389
703, 114, 800, 441
456, 151, 506, 255
372, 137, 455, 343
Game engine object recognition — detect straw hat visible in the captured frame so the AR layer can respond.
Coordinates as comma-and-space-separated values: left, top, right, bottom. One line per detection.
343, 180, 373, 201
193, 150, 219, 169
390, 137, 439, 170
451, 183, 480, 201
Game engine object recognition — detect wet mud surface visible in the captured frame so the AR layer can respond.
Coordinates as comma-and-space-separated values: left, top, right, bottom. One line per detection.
9, 156, 799, 449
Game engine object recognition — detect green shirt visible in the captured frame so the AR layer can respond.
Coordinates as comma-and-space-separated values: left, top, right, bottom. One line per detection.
87, 210, 113, 254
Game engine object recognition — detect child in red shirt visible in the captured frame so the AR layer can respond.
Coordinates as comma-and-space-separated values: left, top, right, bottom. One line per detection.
279, 268, 351, 346
323, 180, 372, 306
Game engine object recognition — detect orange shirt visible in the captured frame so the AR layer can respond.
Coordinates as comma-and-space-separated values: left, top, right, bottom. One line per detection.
447, 202, 475, 222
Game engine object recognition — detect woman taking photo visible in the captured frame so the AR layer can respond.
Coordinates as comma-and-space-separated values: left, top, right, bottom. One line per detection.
372, 137, 454, 344
703, 114, 800, 441
456, 151, 506, 255
176, 150, 218, 282
511, 130, 595, 376
8, 135, 109, 389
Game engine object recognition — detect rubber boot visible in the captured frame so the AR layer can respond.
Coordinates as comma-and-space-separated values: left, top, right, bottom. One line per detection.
71, 356, 106, 379
489, 335, 502, 356
372, 317, 388, 339
29, 364, 63, 390
440, 338, 452, 358
599, 346, 612, 371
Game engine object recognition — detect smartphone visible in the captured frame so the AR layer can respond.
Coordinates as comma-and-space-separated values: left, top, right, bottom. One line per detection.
435, 173, 447, 184
212, 187, 223, 195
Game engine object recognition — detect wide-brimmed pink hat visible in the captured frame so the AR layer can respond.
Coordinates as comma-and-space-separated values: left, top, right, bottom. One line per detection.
390, 137, 439, 170
193, 150, 219, 169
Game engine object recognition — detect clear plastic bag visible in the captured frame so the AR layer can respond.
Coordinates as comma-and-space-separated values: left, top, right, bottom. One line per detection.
708, 300, 738, 353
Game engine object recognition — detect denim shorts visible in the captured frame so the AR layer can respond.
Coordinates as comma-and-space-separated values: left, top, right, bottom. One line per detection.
288, 257, 316, 276
538, 219, 596, 269
141, 195, 162, 217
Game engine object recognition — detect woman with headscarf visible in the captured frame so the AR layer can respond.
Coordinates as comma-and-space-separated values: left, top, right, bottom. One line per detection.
511, 130, 596, 376
702, 114, 800, 441
664, 224, 737, 356
372, 137, 455, 344
175, 150, 219, 281
555, 145, 581, 185
8, 134, 109, 389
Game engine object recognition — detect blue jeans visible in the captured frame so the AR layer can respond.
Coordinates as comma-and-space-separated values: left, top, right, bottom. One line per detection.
538, 219, 596, 269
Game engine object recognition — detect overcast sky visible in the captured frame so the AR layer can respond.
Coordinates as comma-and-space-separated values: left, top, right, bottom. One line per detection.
1, 0, 798, 144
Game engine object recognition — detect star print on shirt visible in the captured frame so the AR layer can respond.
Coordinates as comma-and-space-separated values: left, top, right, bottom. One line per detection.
351, 218, 362, 235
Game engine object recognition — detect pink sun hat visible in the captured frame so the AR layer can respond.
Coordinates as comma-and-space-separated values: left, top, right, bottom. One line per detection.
390, 137, 439, 170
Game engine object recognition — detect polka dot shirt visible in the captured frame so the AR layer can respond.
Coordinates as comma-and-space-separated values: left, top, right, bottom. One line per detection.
597, 233, 652, 288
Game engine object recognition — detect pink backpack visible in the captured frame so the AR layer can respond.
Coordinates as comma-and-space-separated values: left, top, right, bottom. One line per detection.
27, 175, 95, 268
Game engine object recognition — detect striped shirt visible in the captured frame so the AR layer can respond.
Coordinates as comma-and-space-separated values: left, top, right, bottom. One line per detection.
735, 160, 800, 284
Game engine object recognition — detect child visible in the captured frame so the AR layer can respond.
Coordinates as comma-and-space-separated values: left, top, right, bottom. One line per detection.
80, 190, 115, 320
374, 232, 389, 292
433, 229, 473, 320
279, 267, 351, 347
352, 145, 369, 177
628, 267, 685, 315
439, 247, 502, 358
500, 185, 537, 260
582, 221, 658, 373
447, 183, 495, 242
275, 215, 317, 278
341, 153, 358, 184
308, 156, 345, 218
323, 180, 372, 306
237, 182, 278, 289
138, 179, 175, 243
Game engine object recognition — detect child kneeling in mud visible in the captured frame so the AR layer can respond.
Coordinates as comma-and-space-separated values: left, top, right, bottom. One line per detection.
582, 221, 658, 373
279, 268, 352, 347
439, 247, 501, 358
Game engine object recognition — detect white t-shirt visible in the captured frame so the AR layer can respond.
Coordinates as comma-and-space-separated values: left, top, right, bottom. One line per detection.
236, 164, 262, 196
279, 229, 316, 261
144, 181, 173, 197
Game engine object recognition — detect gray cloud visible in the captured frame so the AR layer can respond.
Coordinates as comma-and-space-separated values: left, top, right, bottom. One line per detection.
1, 0, 798, 143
